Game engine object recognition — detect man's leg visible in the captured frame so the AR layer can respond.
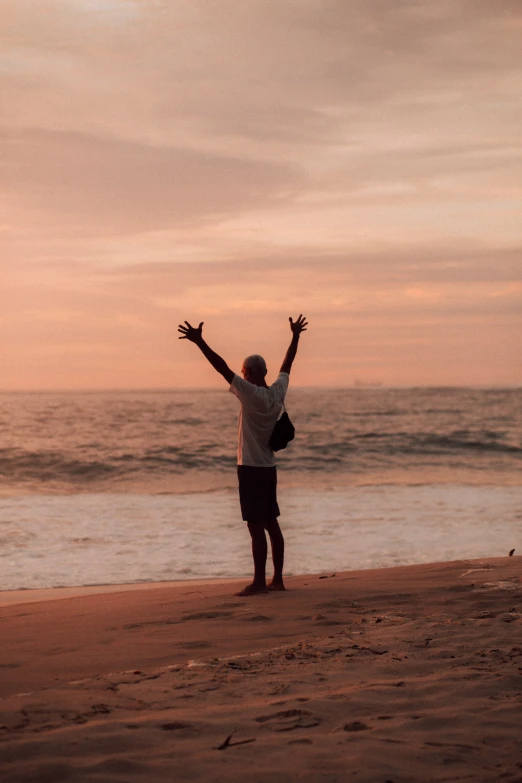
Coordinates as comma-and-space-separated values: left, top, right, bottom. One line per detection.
248, 520, 268, 587
265, 517, 285, 590
235, 521, 268, 596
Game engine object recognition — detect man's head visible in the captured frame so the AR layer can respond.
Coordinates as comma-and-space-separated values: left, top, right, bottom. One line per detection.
242, 354, 267, 385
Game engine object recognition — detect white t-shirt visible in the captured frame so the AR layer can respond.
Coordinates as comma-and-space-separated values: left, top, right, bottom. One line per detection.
229, 372, 289, 467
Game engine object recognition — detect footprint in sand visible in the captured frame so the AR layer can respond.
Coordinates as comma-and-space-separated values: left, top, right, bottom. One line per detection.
181, 640, 213, 650
161, 721, 193, 731
182, 611, 234, 621
90, 704, 112, 715
342, 721, 370, 732
123, 618, 180, 630
255, 709, 320, 731
312, 614, 342, 626
315, 600, 356, 610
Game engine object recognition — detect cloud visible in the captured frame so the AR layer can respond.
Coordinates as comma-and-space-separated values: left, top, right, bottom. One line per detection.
1, 128, 303, 235
1, 0, 521, 387
3, 1, 521, 148
2, 0, 521, 229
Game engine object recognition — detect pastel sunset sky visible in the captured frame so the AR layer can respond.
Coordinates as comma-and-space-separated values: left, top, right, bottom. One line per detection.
2, 0, 521, 389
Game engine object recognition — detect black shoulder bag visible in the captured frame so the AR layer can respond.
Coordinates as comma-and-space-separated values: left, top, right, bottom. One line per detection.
269, 404, 295, 452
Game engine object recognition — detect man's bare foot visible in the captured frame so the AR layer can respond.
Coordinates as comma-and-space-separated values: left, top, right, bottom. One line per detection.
267, 581, 286, 591
235, 582, 268, 596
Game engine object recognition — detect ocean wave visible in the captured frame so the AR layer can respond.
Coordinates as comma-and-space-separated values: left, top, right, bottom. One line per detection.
0, 388, 520, 492
0, 447, 236, 488
303, 431, 522, 456
0, 429, 519, 491
413, 433, 522, 454
0, 449, 119, 484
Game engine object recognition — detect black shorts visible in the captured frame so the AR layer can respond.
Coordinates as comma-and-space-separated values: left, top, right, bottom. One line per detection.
237, 465, 280, 523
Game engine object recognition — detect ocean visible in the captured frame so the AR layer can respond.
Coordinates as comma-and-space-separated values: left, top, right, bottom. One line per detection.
1, 387, 521, 591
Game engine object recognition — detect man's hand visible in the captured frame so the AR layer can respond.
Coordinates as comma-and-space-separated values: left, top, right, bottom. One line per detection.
281, 314, 308, 375
289, 314, 308, 336
177, 320, 234, 384
178, 321, 203, 344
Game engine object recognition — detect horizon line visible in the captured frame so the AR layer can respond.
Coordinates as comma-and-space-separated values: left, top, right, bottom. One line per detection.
0, 384, 520, 394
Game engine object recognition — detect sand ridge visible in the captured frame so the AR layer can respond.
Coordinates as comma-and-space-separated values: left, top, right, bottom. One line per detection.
1, 557, 521, 782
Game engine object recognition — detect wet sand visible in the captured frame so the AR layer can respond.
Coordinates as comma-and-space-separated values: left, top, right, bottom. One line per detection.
1, 557, 521, 782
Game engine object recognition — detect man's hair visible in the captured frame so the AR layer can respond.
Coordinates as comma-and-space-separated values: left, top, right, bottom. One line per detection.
243, 354, 267, 376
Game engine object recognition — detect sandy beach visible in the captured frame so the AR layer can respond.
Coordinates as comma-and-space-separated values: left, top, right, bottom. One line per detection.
1, 556, 521, 783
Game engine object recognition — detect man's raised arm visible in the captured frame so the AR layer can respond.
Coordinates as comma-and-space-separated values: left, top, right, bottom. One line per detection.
280, 314, 308, 375
178, 321, 235, 385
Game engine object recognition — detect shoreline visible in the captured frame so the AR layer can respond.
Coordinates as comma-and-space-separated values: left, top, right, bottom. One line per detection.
0, 577, 246, 608
0, 554, 518, 608
2, 556, 521, 782
2, 473, 522, 498
2, 483, 521, 595
1, 550, 517, 607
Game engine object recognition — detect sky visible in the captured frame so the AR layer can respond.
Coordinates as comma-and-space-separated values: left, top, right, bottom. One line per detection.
1, 0, 521, 389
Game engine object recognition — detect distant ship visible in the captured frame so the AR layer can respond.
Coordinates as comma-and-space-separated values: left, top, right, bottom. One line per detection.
353, 379, 383, 388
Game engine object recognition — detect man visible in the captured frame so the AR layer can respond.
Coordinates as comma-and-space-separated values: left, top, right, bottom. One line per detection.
178, 314, 308, 596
